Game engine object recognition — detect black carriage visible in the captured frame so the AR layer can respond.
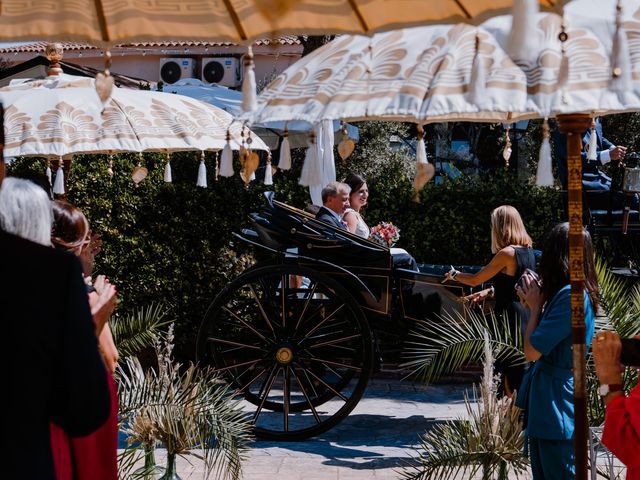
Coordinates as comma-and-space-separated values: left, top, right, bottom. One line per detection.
196, 193, 477, 441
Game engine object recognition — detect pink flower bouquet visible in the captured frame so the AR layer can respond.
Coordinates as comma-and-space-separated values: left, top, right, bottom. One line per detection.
368, 222, 400, 248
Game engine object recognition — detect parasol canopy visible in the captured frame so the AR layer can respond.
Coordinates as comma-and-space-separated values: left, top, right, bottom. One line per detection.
163, 78, 359, 149
0, 0, 561, 45
0, 74, 268, 158
248, 0, 640, 126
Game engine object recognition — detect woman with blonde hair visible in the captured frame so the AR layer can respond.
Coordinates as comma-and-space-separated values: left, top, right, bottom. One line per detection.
443, 205, 536, 394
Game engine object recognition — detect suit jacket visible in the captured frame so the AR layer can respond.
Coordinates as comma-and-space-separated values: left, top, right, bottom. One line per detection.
315, 206, 346, 230
2, 229, 111, 479
554, 119, 614, 188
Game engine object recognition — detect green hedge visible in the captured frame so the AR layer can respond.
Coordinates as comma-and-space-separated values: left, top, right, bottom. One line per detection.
8, 122, 562, 359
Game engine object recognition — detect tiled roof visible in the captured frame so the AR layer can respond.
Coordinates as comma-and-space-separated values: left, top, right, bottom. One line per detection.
0, 37, 301, 53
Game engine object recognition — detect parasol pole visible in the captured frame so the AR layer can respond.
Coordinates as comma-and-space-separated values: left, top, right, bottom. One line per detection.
557, 113, 591, 480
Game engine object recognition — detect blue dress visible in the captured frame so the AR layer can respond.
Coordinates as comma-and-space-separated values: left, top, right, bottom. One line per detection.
520, 285, 595, 479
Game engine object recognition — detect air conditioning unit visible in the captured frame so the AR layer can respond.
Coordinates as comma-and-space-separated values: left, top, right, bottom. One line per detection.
201, 57, 241, 87
159, 58, 196, 84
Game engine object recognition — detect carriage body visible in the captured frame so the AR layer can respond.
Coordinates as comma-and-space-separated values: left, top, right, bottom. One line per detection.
196, 193, 475, 440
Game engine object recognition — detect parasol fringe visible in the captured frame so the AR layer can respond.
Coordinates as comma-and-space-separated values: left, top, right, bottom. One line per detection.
587, 119, 598, 160
53, 160, 65, 195
299, 132, 321, 187
468, 34, 486, 106
164, 153, 172, 183
197, 153, 207, 188
279, 130, 292, 170
507, 0, 539, 64
264, 153, 273, 185
610, 1, 631, 93
242, 46, 257, 113
219, 132, 234, 177
536, 118, 554, 186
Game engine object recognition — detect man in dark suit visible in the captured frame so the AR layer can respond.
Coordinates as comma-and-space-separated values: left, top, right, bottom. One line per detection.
315, 181, 351, 230
3, 229, 111, 479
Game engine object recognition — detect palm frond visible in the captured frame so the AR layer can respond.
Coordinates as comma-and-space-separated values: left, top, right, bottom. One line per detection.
117, 327, 252, 480
399, 332, 528, 480
596, 258, 640, 337
402, 308, 525, 385
110, 303, 172, 359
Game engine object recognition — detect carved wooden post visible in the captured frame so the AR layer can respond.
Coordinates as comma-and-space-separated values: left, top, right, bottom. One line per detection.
557, 113, 592, 480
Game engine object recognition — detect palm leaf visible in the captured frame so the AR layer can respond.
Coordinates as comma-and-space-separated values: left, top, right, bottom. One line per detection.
110, 303, 172, 359
402, 308, 525, 385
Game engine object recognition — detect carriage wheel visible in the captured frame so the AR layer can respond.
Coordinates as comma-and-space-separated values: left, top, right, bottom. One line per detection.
196, 264, 373, 440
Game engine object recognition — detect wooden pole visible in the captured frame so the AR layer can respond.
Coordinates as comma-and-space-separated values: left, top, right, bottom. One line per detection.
557, 113, 592, 480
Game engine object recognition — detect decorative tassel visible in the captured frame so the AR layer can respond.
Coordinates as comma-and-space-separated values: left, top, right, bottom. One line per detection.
536, 118, 554, 186
53, 158, 65, 195
264, 152, 273, 185
299, 132, 321, 187
242, 46, 257, 113
214, 151, 220, 181
197, 151, 207, 188
219, 131, 234, 177
587, 118, 598, 160
507, 0, 539, 63
107, 154, 114, 179
278, 127, 292, 170
163, 153, 172, 183
610, 0, 631, 93
468, 33, 486, 106
503, 120, 512, 168
413, 126, 434, 201
95, 50, 114, 105
45, 160, 52, 186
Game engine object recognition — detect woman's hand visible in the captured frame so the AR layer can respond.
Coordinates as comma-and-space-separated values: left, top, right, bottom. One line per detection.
463, 288, 492, 308
516, 272, 544, 313
592, 331, 624, 385
88, 275, 117, 334
98, 324, 119, 374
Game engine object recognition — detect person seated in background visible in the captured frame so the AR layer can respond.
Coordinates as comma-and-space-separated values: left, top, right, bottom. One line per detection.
316, 181, 350, 230
0, 178, 111, 479
342, 173, 418, 270
592, 331, 640, 480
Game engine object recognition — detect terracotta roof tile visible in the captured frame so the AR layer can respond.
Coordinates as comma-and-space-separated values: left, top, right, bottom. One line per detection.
0, 37, 301, 53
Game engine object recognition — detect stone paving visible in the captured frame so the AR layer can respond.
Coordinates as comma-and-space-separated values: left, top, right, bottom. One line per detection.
133, 377, 625, 479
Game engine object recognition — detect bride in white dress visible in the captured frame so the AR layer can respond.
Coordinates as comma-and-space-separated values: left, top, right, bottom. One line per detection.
342, 173, 418, 270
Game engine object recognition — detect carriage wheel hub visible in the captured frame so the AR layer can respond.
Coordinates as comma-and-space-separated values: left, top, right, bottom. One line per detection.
275, 347, 294, 364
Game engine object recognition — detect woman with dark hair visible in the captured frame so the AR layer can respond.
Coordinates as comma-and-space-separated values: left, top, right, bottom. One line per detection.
50, 200, 118, 480
517, 222, 597, 480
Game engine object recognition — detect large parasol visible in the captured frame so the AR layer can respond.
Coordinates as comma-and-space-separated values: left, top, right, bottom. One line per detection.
247, 1, 640, 478
0, 0, 561, 45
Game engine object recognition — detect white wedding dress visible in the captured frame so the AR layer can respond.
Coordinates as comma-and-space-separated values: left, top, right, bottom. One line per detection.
343, 208, 370, 238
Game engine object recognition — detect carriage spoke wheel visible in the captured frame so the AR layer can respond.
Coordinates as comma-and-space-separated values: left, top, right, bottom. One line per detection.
197, 264, 372, 440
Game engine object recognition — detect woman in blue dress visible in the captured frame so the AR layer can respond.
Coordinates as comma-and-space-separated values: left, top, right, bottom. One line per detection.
517, 222, 598, 480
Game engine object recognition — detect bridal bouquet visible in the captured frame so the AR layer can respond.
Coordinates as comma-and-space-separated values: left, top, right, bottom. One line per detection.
369, 222, 400, 248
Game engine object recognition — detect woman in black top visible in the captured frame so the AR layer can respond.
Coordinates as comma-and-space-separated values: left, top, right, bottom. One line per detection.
443, 205, 536, 395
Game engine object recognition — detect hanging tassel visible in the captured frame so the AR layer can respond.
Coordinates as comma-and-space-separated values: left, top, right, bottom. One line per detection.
163, 153, 172, 183
53, 157, 65, 195
413, 126, 434, 201
214, 151, 220, 181
536, 118, 554, 186
610, 1, 631, 93
197, 151, 207, 188
219, 131, 234, 177
107, 154, 114, 179
264, 152, 273, 185
507, 0, 540, 64
587, 118, 598, 160
503, 119, 512, 168
242, 46, 257, 113
299, 132, 321, 187
468, 33, 487, 106
45, 160, 52, 186
278, 127, 292, 170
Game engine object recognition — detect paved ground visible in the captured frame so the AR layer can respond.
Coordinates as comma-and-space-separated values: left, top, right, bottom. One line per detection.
130, 377, 624, 479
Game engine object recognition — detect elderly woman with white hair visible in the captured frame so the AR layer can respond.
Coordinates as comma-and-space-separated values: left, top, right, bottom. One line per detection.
0, 177, 53, 246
